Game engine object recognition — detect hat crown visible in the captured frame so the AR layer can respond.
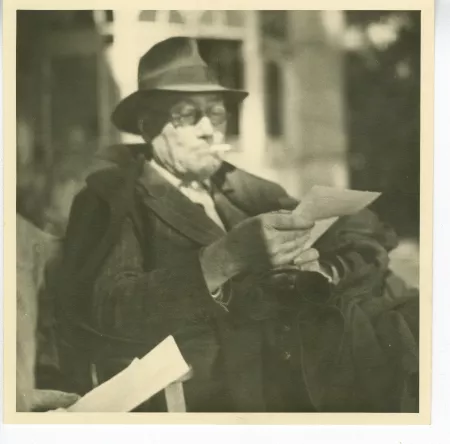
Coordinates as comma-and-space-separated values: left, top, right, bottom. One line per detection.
112, 36, 248, 134
137, 37, 217, 90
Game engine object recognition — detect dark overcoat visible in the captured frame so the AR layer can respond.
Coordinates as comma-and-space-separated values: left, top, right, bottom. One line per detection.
56, 151, 419, 413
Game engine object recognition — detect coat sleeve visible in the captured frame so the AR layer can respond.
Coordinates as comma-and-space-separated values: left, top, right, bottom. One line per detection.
314, 208, 398, 292
91, 217, 224, 343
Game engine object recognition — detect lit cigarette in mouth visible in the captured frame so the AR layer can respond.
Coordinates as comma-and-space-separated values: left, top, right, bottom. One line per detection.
210, 144, 232, 154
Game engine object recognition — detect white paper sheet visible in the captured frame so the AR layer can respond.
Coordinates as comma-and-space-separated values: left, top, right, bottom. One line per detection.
67, 336, 190, 413
294, 186, 381, 247
303, 217, 340, 249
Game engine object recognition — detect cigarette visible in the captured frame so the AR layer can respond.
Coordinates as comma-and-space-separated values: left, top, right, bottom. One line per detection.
210, 144, 232, 154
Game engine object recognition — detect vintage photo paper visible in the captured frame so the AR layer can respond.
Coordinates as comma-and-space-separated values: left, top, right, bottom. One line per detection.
3, 0, 434, 425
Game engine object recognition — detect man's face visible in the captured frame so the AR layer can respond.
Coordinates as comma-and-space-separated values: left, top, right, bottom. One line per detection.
146, 93, 228, 181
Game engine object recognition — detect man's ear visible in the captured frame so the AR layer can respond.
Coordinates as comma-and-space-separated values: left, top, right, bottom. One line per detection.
139, 115, 167, 145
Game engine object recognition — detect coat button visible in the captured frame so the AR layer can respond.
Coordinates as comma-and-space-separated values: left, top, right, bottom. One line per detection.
283, 351, 292, 361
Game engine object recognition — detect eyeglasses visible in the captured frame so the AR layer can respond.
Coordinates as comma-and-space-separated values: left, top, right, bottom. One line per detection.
169, 101, 228, 127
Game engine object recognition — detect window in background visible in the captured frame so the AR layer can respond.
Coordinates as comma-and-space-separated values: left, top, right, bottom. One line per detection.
225, 11, 244, 27
105, 10, 114, 23
260, 10, 288, 41
169, 11, 185, 24
264, 60, 284, 137
50, 55, 99, 161
200, 11, 214, 25
139, 10, 157, 22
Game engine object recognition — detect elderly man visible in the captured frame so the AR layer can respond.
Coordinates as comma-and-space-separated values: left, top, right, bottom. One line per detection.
56, 37, 419, 413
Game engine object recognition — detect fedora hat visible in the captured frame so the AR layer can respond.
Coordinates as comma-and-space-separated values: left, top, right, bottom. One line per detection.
112, 36, 248, 135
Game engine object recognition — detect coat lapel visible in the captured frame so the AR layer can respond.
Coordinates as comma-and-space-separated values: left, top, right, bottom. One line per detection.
211, 185, 249, 230
137, 162, 226, 246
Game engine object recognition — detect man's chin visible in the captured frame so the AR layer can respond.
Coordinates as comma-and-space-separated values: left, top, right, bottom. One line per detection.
184, 161, 223, 182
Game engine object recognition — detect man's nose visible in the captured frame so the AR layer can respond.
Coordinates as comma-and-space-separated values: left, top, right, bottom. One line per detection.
194, 116, 214, 139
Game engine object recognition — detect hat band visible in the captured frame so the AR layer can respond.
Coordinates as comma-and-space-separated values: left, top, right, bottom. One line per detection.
138, 64, 219, 91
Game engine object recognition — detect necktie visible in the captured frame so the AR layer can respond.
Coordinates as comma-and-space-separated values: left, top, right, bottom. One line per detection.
180, 182, 226, 231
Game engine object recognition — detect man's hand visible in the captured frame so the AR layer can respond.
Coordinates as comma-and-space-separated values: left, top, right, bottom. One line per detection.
294, 249, 338, 283
293, 248, 320, 270
200, 211, 314, 292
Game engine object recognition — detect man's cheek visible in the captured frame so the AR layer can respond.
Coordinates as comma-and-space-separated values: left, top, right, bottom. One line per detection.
176, 150, 203, 170
177, 126, 199, 146
172, 144, 195, 164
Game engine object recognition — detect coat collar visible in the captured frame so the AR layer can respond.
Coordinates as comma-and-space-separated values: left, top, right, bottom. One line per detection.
137, 161, 227, 246
88, 146, 253, 245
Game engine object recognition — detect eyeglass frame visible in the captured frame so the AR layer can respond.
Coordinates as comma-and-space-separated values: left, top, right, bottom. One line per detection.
167, 99, 229, 128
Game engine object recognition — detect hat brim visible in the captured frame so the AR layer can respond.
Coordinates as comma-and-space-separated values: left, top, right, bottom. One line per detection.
111, 86, 249, 135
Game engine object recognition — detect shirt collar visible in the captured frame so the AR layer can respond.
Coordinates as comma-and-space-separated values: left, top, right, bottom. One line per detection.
149, 159, 183, 189
149, 159, 211, 192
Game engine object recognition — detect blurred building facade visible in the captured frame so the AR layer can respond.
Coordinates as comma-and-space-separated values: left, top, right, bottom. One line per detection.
17, 10, 349, 234
96, 10, 349, 196
17, 11, 119, 235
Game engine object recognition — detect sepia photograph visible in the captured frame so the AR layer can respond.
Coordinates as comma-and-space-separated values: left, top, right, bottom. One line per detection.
6, 4, 433, 423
